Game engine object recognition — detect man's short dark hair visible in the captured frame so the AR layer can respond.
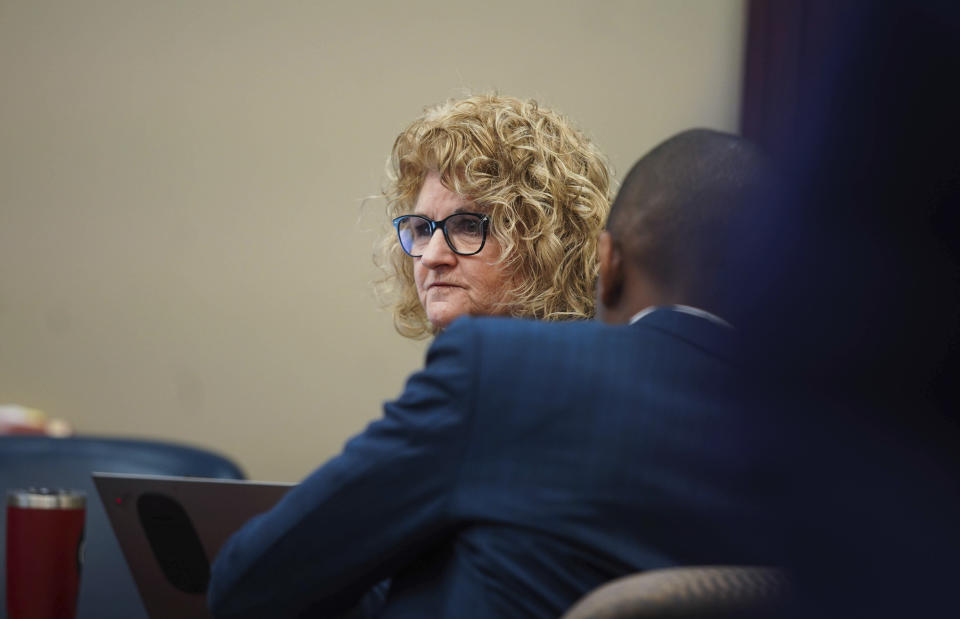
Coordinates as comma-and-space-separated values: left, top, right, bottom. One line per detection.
609, 128, 768, 313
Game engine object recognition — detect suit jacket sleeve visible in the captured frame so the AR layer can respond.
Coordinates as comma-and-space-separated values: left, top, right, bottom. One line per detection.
207, 322, 478, 618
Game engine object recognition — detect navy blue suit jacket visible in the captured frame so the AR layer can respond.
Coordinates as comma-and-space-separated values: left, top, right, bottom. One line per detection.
208, 309, 778, 618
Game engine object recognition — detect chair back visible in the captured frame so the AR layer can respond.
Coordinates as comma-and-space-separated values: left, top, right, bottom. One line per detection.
560, 566, 789, 619
0, 435, 244, 619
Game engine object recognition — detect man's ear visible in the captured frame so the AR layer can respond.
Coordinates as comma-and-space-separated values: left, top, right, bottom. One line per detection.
597, 231, 624, 310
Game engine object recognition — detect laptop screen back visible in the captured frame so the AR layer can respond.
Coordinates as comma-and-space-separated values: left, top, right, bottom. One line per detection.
92, 473, 292, 619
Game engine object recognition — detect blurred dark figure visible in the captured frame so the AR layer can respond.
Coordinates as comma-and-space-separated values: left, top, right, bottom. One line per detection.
733, 1, 960, 616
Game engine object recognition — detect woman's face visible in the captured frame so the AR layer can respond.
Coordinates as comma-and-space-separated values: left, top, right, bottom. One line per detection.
412, 172, 514, 330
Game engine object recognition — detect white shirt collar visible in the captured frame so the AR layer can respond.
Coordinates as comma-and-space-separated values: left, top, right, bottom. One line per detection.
628, 305, 733, 329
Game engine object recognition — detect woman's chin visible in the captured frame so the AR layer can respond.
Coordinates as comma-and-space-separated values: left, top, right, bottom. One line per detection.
425, 303, 467, 332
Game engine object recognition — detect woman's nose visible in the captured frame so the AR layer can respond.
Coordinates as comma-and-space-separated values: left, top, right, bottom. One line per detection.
419, 229, 457, 268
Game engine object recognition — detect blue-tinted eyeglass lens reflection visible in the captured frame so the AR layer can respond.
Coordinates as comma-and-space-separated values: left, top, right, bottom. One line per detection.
396, 217, 429, 255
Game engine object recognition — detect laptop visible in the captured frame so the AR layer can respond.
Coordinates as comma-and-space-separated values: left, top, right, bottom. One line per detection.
92, 472, 293, 619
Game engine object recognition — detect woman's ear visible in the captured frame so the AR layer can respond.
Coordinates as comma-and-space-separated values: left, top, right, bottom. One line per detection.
597, 231, 624, 311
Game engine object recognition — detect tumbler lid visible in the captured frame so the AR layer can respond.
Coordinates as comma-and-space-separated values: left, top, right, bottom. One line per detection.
7, 488, 86, 509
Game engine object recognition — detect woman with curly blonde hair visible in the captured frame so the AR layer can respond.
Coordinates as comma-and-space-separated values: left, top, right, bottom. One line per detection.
377, 94, 614, 338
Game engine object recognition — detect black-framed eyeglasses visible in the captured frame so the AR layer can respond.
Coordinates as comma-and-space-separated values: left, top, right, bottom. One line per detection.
392, 212, 490, 257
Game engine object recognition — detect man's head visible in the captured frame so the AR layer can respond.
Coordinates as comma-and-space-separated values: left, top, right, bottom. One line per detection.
597, 129, 767, 324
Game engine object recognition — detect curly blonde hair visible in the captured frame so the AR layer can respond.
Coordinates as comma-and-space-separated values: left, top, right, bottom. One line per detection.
375, 94, 614, 339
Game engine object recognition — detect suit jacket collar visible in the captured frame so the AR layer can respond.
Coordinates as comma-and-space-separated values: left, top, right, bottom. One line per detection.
632, 307, 740, 363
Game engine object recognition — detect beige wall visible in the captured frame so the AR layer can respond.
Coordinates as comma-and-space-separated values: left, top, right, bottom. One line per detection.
0, 0, 746, 481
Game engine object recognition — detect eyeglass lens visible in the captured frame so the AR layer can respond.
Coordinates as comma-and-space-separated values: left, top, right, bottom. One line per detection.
396, 214, 485, 256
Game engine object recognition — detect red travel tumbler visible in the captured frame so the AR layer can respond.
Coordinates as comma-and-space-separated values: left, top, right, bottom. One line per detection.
6, 489, 86, 619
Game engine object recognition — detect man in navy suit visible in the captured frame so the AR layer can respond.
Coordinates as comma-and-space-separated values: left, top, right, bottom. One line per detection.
208, 129, 775, 619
